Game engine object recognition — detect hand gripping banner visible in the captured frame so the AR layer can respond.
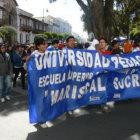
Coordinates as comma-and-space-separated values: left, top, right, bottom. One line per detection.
28, 49, 140, 123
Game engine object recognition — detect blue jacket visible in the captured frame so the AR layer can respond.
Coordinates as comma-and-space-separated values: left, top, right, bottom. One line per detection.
13, 52, 24, 67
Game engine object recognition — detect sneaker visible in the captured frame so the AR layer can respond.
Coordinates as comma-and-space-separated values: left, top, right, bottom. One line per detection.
5, 96, 10, 101
102, 107, 111, 113
67, 111, 74, 117
1, 98, 5, 103
39, 123, 48, 128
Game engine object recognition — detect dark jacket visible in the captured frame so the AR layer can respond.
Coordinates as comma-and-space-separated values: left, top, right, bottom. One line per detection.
13, 51, 25, 68
0, 52, 13, 76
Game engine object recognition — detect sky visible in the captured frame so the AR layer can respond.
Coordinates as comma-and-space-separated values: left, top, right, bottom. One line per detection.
16, 0, 88, 39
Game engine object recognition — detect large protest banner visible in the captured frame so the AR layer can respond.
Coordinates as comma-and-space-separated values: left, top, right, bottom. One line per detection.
28, 49, 140, 123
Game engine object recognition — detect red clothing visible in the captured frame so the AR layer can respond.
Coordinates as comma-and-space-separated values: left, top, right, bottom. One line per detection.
59, 43, 64, 49
98, 49, 111, 55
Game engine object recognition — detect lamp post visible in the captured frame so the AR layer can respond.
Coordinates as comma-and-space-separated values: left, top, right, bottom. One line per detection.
43, 8, 48, 31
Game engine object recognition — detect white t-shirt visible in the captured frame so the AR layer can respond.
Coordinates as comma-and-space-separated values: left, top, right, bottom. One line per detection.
133, 47, 140, 52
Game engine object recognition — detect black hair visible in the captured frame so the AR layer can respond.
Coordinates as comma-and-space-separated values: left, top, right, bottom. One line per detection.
27, 47, 34, 54
111, 40, 118, 47
0, 44, 6, 53
52, 40, 59, 45
66, 36, 75, 43
34, 36, 46, 47
99, 38, 107, 43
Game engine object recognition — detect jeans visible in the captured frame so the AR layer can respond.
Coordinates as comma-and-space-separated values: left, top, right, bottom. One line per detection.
0, 75, 11, 98
13, 67, 25, 88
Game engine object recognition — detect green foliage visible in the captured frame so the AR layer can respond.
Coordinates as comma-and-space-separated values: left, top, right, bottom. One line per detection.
63, 32, 72, 39
44, 32, 53, 39
0, 26, 17, 44
0, 26, 17, 37
51, 32, 58, 39
129, 22, 140, 40
0, 32, 3, 38
112, 0, 140, 37
57, 33, 64, 40
35, 34, 48, 40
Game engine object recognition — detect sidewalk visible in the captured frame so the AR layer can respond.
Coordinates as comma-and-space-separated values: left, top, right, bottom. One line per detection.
0, 79, 36, 140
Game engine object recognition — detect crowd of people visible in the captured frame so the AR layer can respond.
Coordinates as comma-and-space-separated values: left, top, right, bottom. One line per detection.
0, 36, 140, 128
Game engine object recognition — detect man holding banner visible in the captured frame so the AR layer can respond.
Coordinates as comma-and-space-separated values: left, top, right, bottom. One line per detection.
30, 36, 48, 128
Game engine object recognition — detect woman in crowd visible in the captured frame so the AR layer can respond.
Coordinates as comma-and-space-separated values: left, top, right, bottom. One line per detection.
13, 45, 26, 89
0, 44, 13, 102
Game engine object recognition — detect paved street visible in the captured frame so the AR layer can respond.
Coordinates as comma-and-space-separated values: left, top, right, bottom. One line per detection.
0, 79, 140, 140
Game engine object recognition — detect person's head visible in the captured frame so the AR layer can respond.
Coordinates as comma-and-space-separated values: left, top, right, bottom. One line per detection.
28, 47, 35, 54
99, 38, 107, 49
91, 39, 99, 50
34, 36, 47, 53
21, 45, 26, 51
26, 40, 30, 45
0, 44, 6, 53
125, 39, 129, 43
66, 36, 75, 49
52, 40, 59, 48
111, 40, 119, 49
15, 41, 19, 46
17, 45, 23, 52
8, 45, 13, 51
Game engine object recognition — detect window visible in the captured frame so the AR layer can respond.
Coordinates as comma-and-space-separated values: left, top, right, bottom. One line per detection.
9, 15, 12, 25
20, 33, 23, 43
26, 34, 29, 41
20, 18, 22, 25
0, 9, 2, 19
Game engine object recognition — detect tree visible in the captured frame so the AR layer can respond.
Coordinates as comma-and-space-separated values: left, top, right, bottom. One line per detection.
129, 22, 140, 40
76, 0, 139, 41
44, 32, 53, 40
58, 33, 64, 41
34, 34, 48, 40
113, 0, 140, 38
0, 26, 17, 44
76, 0, 114, 42
0, 32, 4, 38
51, 32, 58, 39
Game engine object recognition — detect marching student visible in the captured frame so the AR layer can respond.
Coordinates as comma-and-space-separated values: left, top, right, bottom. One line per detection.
31, 36, 48, 128
98, 38, 111, 113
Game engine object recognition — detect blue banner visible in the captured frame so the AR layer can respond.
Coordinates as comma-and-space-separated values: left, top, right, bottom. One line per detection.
28, 49, 140, 123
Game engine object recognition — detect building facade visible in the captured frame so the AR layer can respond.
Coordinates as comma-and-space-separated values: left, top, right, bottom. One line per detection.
0, 0, 72, 44
0, 0, 18, 28
17, 8, 49, 43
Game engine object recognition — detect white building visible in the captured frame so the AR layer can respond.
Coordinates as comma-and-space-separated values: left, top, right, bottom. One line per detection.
17, 8, 33, 43
57, 18, 72, 34
17, 8, 49, 43
35, 15, 72, 34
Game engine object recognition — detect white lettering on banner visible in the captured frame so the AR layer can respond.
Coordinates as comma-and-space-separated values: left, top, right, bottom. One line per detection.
111, 57, 119, 68
98, 77, 106, 91
76, 51, 84, 66
43, 51, 52, 68
50, 76, 106, 106
89, 96, 100, 101
35, 55, 43, 70
94, 53, 102, 68
68, 50, 76, 65
38, 73, 66, 87
58, 51, 65, 67
67, 71, 94, 82
130, 57, 140, 67
113, 74, 140, 90
135, 56, 140, 62
102, 56, 110, 68
86, 52, 93, 68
